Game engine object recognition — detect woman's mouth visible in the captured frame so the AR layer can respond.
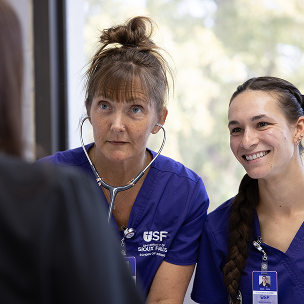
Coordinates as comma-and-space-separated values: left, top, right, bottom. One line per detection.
108, 141, 127, 146
242, 151, 270, 161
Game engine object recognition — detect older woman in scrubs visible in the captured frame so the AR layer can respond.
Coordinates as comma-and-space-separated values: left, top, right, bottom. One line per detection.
39, 16, 209, 304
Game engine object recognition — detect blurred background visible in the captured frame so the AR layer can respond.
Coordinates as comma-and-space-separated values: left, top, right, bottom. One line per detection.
12, 0, 304, 303
74, 0, 304, 212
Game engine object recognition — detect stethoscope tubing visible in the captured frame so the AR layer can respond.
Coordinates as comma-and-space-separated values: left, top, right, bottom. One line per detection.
80, 116, 166, 222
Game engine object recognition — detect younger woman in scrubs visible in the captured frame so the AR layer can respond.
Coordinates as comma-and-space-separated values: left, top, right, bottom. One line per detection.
192, 77, 304, 303
38, 16, 209, 303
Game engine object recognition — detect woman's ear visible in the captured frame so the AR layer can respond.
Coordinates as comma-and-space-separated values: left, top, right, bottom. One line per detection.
152, 107, 168, 134
159, 107, 168, 126
294, 116, 304, 142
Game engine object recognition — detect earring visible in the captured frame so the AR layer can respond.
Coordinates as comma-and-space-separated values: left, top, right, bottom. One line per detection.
297, 134, 303, 146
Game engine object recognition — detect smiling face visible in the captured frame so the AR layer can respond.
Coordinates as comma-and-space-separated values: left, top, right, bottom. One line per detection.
87, 87, 167, 164
228, 90, 299, 180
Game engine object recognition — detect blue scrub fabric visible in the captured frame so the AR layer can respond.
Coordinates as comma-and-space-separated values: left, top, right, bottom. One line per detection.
191, 198, 304, 303
38, 143, 209, 295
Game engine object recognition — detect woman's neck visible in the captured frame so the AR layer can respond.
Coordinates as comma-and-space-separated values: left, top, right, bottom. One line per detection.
257, 163, 304, 216
88, 145, 151, 186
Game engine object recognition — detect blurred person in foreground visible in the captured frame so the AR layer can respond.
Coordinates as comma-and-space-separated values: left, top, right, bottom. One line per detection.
37, 15, 209, 303
192, 76, 304, 303
0, 0, 144, 303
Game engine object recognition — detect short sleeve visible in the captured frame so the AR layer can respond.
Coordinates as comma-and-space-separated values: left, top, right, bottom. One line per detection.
164, 178, 209, 265
191, 217, 228, 304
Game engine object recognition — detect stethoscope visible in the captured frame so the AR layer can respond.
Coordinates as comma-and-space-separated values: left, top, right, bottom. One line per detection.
80, 116, 166, 226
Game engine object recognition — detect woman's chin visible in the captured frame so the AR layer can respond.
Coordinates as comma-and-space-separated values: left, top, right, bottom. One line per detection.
244, 168, 269, 180
107, 156, 129, 163
105, 151, 134, 163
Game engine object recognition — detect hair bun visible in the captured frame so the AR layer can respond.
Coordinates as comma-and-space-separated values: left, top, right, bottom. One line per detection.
100, 16, 155, 49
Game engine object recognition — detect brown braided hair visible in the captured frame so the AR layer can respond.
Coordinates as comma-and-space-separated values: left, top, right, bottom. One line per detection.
84, 16, 173, 114
223, 76, 304, 302
223, 174, 258, 303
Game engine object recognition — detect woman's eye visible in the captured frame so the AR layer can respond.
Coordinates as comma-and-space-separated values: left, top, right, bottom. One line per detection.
131, 106, 141, 114
100, 103, 109, 110
231, 127, 242, 134
257, 122, 268, 127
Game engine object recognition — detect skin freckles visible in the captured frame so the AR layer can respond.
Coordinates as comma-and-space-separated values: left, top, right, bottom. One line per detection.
228, 90, 299, 181
88, 93, 161, 164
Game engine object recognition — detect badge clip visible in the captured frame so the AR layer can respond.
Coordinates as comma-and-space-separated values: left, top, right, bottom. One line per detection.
253, 237, 268, 273
121, 225, 136, 239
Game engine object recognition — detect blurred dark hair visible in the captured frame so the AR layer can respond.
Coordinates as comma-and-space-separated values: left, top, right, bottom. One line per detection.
84, 16, 173, 114
224, 76, 304, 303
0, 0, 23, 156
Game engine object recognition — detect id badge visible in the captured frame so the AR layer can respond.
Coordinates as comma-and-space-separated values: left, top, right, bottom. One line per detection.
125, 256, 136, 282
252, 271, 278, 304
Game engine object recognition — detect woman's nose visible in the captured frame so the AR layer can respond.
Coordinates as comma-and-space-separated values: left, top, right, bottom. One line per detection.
240, 129, 259, 149
110, 112, 125, 133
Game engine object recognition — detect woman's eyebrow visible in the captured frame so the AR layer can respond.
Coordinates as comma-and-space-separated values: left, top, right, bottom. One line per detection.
228, 120, 239, 127
228, 114, 268, 127
251, 114, 266, 121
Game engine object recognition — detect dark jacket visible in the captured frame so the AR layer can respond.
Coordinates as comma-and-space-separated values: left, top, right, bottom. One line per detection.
0, 154, 144, 304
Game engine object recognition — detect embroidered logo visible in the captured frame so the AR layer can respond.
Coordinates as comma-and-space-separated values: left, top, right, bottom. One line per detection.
143, 231, 168, 242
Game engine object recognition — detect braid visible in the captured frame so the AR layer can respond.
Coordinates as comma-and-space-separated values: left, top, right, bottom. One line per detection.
223, 174, 259, 303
